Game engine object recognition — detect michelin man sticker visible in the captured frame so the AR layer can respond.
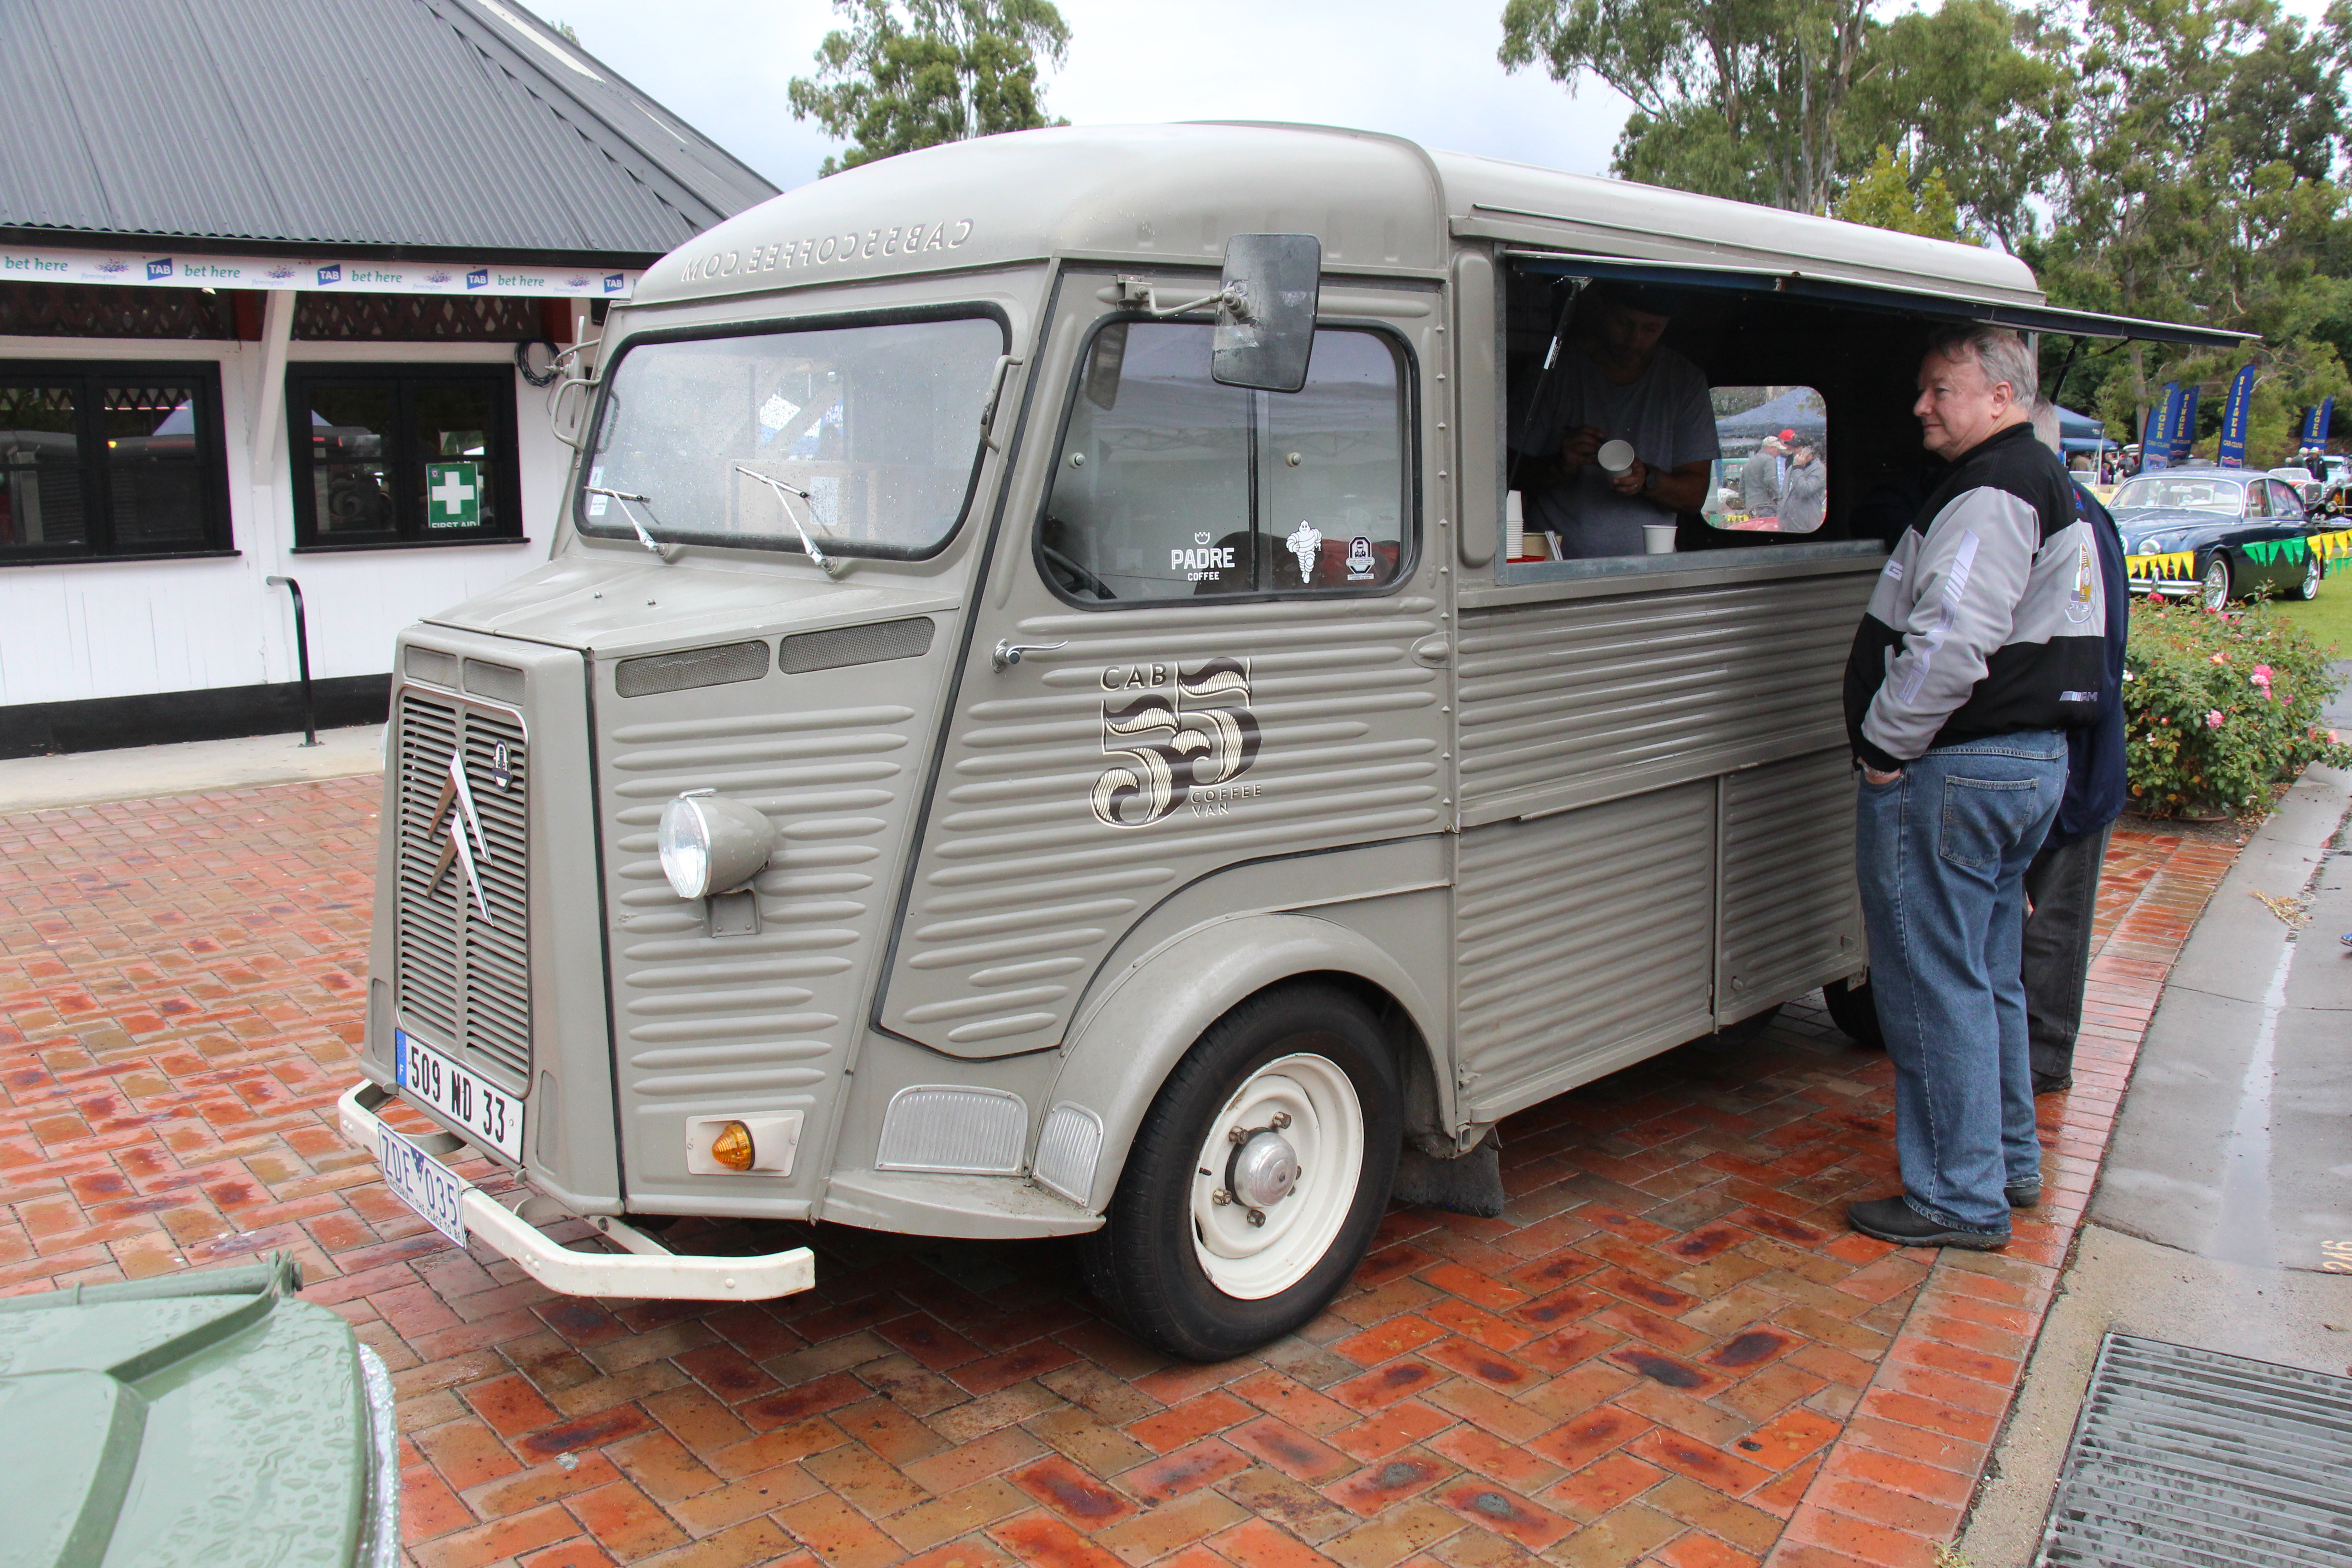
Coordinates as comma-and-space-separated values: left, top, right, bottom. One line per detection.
1090, 657, 1261, 829
1286, 522, 1322, 584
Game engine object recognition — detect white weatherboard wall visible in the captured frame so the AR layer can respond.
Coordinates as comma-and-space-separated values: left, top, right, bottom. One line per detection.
0, 335, 572, 710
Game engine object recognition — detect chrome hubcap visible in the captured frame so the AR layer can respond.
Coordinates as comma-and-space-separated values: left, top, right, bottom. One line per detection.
1229, 1128, 1300, 1208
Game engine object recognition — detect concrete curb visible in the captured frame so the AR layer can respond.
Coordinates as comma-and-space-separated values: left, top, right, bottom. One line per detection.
0, 725, 382, 815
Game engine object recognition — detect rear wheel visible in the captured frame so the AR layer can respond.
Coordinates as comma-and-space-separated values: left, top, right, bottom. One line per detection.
2202, 554, 2234, 609
1080, 984, 1400, 1362
1823, 973, 1884, 1049
2292, 549, 2324, 601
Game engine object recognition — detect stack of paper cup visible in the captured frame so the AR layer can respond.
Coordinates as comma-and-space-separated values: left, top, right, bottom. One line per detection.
1505, 490, 1525, 560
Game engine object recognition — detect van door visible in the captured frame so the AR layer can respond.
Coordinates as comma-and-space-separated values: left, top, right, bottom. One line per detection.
877, 270, 1452, 1061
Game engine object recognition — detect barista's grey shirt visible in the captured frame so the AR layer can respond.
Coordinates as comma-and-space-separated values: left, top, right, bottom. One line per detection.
1515, 344, 1720, 558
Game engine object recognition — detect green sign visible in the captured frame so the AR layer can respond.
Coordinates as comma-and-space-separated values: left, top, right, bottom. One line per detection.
425, 461, 480, 528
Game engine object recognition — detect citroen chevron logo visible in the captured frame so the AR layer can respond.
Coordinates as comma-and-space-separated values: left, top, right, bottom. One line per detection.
427, 750, 494, 920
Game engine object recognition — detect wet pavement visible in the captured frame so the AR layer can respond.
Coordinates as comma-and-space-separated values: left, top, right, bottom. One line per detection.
0, 776, 2235, 1568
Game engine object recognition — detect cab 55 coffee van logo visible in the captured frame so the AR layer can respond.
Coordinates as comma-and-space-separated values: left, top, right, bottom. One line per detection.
1091, 657, 1260, 828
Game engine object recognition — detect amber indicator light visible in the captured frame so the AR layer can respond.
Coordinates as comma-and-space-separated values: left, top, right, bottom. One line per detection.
710, 1120, 755, 1172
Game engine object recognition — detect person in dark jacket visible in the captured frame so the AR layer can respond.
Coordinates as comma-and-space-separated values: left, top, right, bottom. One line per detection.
2022, 405, 2130, 1094
1842, 327, 2105, 1251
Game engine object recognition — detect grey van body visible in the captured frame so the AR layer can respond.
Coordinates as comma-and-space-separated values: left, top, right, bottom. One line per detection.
342, 123, 2232, 1314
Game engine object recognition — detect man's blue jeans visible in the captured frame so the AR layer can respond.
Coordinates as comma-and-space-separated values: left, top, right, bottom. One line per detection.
1855, 731, 2067, 1235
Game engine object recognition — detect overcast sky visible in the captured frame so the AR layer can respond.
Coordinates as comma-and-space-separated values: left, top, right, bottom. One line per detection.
526, 1, 1636, 195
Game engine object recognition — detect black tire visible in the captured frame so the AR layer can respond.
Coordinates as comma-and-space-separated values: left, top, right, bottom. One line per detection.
1823, 973, 1884, 1049
1080, 983, 1401, 1362
2292, 549, 2324, 601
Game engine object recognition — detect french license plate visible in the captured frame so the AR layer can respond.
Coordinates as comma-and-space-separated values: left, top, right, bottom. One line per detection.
394, 1028, 524, 1161
380, 1125, 468, 1249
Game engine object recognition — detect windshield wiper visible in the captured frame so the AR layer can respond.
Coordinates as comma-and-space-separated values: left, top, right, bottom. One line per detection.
732, 465, 844, 577
583, 486, 676, 563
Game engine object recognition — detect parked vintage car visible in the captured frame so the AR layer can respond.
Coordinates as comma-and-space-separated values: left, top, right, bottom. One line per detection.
2113, 465, 2335, 606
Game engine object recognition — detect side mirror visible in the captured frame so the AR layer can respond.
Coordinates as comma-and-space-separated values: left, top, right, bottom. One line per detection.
1212, 234, 1320, 393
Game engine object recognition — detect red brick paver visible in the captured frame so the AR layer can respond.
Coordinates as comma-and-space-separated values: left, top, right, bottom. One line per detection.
1764, 828, 2238, 1568
0, 785, 2233, 1568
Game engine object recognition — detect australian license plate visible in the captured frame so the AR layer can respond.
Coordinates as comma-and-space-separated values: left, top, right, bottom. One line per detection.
394, 1028, 524, 1161
381, 1125, 468, 1249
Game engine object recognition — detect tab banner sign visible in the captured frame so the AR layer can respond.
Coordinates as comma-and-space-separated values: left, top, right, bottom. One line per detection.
2216, 364, 2257, 468
426, 462, 481, 529
0, 245, 635, 299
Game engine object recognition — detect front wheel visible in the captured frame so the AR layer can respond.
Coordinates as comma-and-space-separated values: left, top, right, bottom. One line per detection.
1080, 984, 1401, 1361
2202, 554, 2235, 609
2292, 549, 2324, 601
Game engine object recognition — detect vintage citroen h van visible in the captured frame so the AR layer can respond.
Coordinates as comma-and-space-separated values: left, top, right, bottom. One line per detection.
337, 123, 2233, 1360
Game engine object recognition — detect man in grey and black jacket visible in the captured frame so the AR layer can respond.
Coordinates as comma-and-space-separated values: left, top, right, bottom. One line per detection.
1842, 325, 2106, 1250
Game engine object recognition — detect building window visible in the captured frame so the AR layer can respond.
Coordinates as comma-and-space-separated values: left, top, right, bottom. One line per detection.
0, 363, 231, 564
288, 364, 522, 549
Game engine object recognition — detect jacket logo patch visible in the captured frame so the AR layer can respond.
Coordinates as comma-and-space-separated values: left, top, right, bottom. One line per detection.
1090, 657, 1261, 829
2066, 540, 2096, 623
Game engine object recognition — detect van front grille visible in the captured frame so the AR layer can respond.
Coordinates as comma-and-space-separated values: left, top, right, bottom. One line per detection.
392, 688, 531, 1086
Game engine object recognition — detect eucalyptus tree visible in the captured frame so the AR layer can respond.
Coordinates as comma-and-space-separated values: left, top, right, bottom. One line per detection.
789, 0, 1070, 177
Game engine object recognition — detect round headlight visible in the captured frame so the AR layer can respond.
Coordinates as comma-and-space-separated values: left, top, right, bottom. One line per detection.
658, 791, 776, 901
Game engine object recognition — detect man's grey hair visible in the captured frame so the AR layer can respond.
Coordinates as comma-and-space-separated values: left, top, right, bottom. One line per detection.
2029, 400, 2063, 454
1928, 325, 2040, 407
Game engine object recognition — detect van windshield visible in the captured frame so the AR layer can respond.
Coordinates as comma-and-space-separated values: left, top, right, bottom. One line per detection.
579, 314, 1006, 558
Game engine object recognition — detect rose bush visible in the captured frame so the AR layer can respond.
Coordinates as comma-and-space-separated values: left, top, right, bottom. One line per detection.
2124, 598, 2352, 816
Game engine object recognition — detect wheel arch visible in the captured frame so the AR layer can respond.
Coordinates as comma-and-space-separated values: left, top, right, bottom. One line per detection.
1038, 912, 1446, 1214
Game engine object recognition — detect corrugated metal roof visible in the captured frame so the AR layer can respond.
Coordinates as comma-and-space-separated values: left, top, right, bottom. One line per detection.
0, 0, 777, 259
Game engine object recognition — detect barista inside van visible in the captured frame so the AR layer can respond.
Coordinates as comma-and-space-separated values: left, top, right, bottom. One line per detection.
1510, 283, 1719, 559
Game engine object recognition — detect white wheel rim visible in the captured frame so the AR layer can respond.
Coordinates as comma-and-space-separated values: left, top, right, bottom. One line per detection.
1191, 1052, 1363, 1300
2308, 558, 2323, 593
2206, 563, 2229, 607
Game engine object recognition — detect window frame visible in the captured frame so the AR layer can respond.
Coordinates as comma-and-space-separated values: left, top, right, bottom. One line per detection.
285, 361, 525, 552
573, 302, 1011, 563
1031, 310, 1422, 612
0, 359, 233, 566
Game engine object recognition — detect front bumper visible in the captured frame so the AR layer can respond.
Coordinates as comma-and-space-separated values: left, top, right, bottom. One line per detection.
338, 1082, 816, 1301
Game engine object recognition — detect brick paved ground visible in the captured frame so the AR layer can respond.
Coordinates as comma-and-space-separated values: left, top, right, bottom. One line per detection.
0, 780, 2233, 1568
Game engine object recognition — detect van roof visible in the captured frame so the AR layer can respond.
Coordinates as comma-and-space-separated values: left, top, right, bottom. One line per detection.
632, 121, 2041, 310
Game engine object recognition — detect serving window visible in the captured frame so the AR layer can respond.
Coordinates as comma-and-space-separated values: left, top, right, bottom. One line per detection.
1037, 320, 1411, 604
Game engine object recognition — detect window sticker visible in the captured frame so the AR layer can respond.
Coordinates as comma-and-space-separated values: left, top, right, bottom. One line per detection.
1285, 521, 1323, 583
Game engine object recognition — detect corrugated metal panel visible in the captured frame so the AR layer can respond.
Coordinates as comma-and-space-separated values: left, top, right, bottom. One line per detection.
1717, 747, 1862, 1019
2040, 1334, 2352, 1567
881, 597, 1450, 1057
1455, 567, 1874, 825
1453, 781, 1716, 1120
600, 652, 936, 1196
0, 0, 773, 253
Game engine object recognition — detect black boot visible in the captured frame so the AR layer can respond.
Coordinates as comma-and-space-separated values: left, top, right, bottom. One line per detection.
1847, 1196, 2010, 1249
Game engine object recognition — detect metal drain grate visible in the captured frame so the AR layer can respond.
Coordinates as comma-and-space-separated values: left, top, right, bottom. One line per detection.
2038, 1333, 2352, 1566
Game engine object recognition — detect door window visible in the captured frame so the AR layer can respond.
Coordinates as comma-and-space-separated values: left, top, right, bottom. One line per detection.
2244, 483, 2270, 518
1038, 321, 1409, 603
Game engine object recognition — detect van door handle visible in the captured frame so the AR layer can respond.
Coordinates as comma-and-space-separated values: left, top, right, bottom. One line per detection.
993, 638, 1067, 671
1411, 635, 1451, 666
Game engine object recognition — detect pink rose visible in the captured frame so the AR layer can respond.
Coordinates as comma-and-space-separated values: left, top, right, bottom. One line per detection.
2205, 710, 2225, 728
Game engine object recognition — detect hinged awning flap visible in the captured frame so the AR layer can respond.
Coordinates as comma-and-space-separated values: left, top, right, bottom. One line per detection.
1504, 250, 2250, 348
